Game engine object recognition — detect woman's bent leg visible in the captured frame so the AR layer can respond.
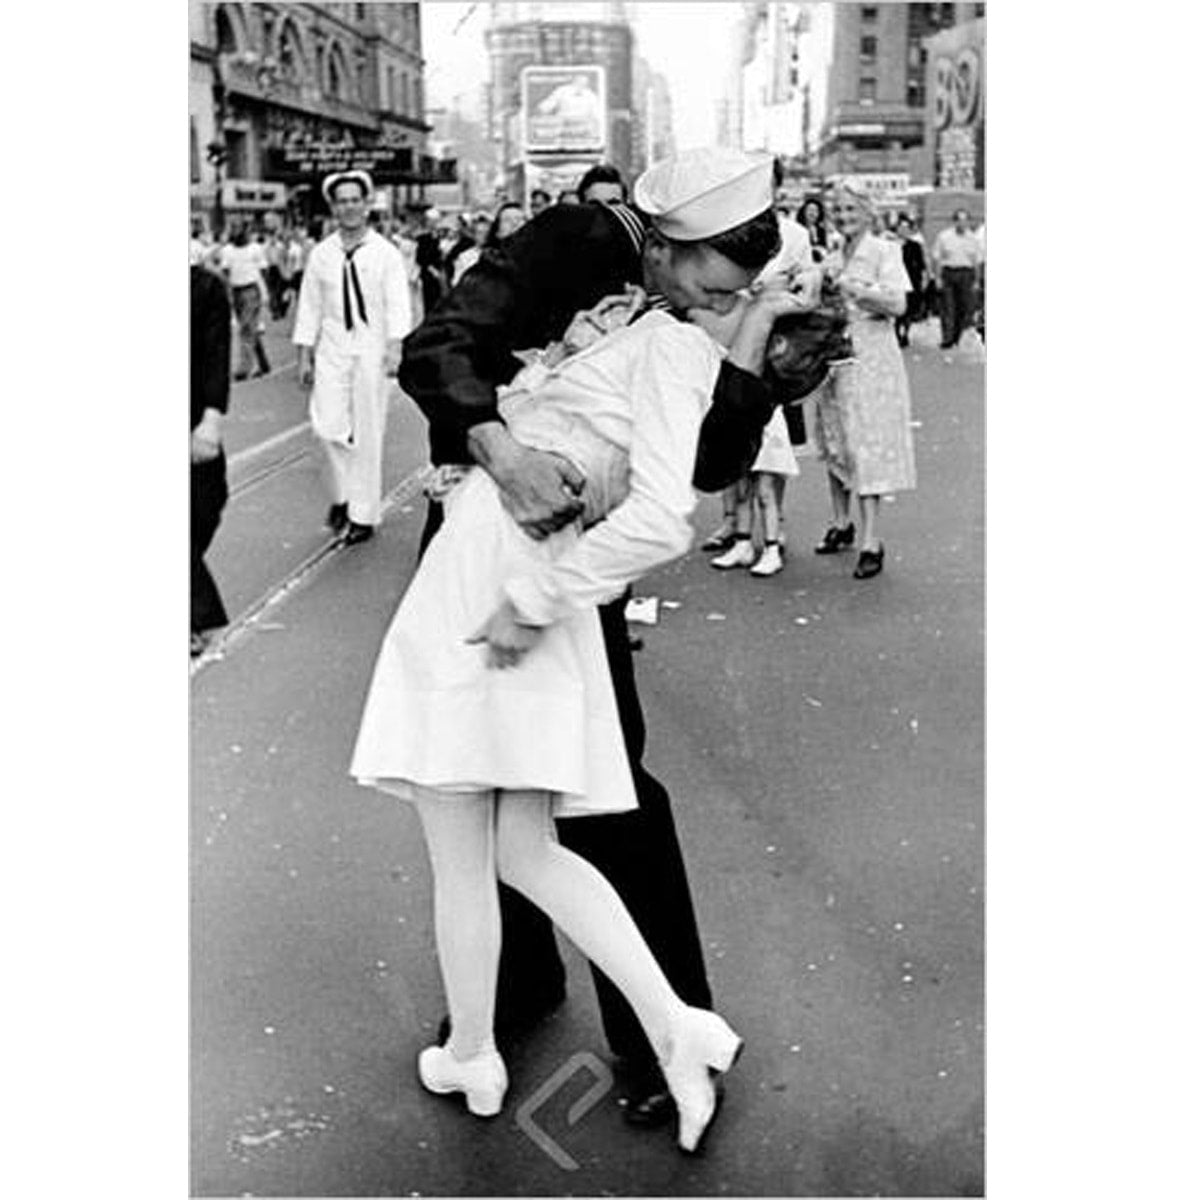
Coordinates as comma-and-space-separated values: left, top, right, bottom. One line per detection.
495, 791, 684, 1057
412, 789, 501, 1061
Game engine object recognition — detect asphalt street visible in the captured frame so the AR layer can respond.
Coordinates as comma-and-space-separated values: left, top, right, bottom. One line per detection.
191, 312, 985, 1197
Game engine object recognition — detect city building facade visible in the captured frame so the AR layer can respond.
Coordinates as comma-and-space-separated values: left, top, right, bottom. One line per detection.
807, 2, 985, 182
484, 1, 663, 204
189, 2, 449, 233
918, 15, 984, 191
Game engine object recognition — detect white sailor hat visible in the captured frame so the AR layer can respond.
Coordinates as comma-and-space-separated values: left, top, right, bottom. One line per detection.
633, 148, 774, 241
321, 169, 375, 205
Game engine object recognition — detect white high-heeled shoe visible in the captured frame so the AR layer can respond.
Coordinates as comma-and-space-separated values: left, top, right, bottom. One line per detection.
417, 1044, 508, 1117
658, 1007, 744, 1153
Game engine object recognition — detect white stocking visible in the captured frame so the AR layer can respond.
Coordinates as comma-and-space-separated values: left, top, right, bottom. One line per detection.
411, 789, 500, 1062
495, 790, 685, 1058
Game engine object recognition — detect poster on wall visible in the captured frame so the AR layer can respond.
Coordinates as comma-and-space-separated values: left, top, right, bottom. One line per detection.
521, 66, 607, 154
931, 39, 984, 190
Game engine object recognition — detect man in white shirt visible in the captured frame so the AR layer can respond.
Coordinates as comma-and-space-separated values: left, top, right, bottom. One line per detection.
220, 226, 271, 379
931, 208, 983, 349
293, 170, 412, 544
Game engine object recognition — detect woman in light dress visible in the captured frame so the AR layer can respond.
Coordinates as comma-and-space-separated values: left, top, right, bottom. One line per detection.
350, 155, 801, 1153
811, 182, 917, 579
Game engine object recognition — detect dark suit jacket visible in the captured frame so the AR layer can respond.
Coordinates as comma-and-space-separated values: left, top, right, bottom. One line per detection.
191, 265, 231, 431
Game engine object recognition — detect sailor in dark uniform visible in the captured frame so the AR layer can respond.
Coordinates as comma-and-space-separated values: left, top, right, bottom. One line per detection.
398, 148, 816, 1129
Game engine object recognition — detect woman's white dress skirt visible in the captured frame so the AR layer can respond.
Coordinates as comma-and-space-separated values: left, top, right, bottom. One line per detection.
350, 468, 638, 819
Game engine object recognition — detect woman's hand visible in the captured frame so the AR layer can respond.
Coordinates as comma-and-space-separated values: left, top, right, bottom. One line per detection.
465, 598, 545, 669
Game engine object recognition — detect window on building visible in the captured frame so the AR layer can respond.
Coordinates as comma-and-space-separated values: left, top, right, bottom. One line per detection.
278, 22, 300, 78
860, 35, 877, 62
355, 3, 366, 18
315, 45, 326, 92
387, 67, 395, 112
907, 79, 924, 108
190, 119, 201, 183
401, 73, 410, 115
215, 5, 237, 54
858, 76, 877, 103
861, 5, 878, 21
975, 2, 986, 15
940, 3, 955, 23
225, 128, 248, 179
414, 77, 423, 118
329, 47, 346, 99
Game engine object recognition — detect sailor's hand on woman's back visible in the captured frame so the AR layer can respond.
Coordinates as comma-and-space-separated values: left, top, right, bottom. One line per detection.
468, 421, 585, 540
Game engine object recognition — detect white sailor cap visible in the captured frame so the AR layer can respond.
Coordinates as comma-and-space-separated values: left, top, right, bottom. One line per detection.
321, 169, 375, 205
633, 148, 774, 241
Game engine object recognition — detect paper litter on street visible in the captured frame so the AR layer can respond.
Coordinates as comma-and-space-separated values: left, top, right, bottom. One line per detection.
624, 595, 659, 625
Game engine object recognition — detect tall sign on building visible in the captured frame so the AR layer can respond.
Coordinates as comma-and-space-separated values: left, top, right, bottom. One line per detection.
485, 2, 634, 202
924, 17, 985, 190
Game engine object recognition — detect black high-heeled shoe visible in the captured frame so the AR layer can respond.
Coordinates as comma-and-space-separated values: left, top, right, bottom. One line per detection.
853, 544, 885, 579
814, 522, 855, 554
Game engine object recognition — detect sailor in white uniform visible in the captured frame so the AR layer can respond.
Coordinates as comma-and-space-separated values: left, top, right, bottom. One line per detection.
292, 170, 411, 543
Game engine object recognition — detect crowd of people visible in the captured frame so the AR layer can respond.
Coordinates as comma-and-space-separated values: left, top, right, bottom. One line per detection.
190, 151, 983, 1157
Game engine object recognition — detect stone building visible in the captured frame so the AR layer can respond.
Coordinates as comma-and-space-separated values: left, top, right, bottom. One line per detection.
805, 2, 985, 182
484, 1, 672, 203
189, 2, 446, 232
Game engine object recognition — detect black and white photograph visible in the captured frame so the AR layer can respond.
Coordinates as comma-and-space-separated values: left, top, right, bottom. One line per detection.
188, 3, 987, 1195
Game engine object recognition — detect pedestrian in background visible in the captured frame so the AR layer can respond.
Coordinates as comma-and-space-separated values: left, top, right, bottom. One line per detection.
811, 181, 916, 580
529, 188, 551, 217
414, 208, 447, 317
698, 194, 818, 576
932, 207, 982, 350
293, 170, 412, 545
974, 219, 985, 343
280, 227, 304, 317
191, 260, 232, 657
449, 211, 492, 285
893, 212, 927, 348
486, 201, 527, 245
797, 196, 831, 263
220, 225, 271, 380
577, 162, 628, 205
262, 230, 288, 320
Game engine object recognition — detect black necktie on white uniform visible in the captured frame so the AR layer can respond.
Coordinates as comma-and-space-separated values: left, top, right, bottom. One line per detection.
342, 243, 368, 331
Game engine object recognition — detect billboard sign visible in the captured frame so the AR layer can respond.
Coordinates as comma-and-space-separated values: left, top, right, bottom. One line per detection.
264, 143, 414, 184
521, 66, 606, 154
220, 179, 288, 210
826, 173, 911, 210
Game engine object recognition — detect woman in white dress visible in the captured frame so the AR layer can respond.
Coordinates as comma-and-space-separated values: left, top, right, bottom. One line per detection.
351, 150, 805, 1153
811, 182, 917, 579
